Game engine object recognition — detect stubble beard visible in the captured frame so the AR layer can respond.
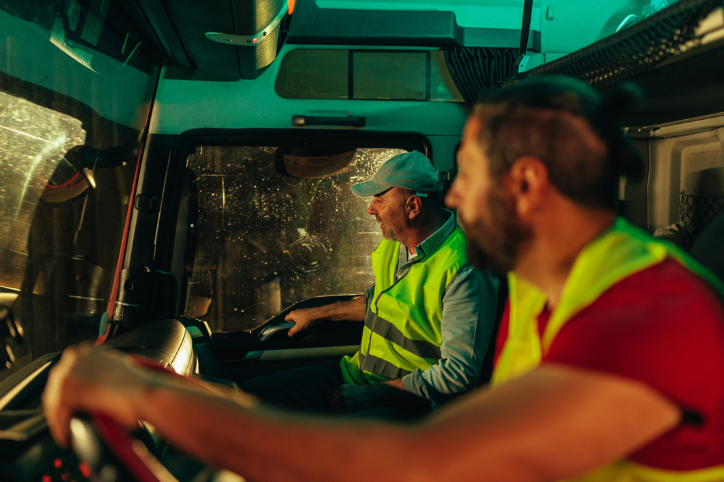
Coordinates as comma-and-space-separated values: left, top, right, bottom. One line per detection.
378, 212, 412, 244
381, 224, 398, 242
462, 187, 531, 276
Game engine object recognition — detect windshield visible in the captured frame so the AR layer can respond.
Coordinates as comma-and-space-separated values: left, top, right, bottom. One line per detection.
186, 146, 405, 332
0, 0, 161, 383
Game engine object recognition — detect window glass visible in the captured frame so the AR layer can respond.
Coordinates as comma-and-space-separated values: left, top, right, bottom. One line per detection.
0, 91, 86, 292
0, 0, 161, 382
275, 49, 348, 100
275, 49, 464, 102
186, 146, 407, 332
353, 51, 427, 100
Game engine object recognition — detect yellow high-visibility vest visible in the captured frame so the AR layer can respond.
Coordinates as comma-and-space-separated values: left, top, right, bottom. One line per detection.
340, 225, 468, 385
493, 218, 724, 481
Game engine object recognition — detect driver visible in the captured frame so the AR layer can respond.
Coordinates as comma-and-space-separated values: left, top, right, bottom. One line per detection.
240, 151, 500, 419
43, 78, 724, 481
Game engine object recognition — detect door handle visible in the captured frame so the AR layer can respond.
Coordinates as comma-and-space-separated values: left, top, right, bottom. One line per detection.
257, 321, 295, 341
291, 115, 366, 127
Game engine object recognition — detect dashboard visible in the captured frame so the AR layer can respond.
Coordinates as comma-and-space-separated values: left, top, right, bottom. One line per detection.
0, 319, 195, 482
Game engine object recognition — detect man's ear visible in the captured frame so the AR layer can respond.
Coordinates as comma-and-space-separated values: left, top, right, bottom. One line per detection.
406, 195, 423, 220
505, 156, 549, 218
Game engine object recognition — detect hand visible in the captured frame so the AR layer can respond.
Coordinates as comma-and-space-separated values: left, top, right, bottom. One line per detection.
331, 382, 432, 416
285, 308, 321, 336
42, 344, 150, 448
330, 384, 396, 415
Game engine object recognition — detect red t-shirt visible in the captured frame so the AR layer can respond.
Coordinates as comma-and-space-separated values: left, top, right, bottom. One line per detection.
494, 259, 724, 470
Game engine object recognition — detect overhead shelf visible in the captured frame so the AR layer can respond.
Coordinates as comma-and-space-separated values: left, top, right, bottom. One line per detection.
502, 0, 724, 128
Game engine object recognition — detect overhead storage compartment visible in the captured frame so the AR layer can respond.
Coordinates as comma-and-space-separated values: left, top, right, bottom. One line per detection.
501, 0, 724, 128
123, 0, 288, 79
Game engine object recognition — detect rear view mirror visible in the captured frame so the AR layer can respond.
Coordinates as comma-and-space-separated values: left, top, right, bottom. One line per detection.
36, 142, 140, 204
275, 147, 357, 179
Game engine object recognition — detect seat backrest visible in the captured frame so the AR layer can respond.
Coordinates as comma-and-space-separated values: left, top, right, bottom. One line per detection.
477, 274, 508, 386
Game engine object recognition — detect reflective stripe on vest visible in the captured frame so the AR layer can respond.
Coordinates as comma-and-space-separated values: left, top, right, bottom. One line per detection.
492, 218, 724, 481
340, 224, 468, 385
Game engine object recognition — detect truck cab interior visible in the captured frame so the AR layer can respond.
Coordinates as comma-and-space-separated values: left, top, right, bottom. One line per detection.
2, 0, 724, 480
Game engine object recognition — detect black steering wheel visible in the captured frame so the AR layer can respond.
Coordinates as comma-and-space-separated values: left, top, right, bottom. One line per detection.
67, 358, 239, 482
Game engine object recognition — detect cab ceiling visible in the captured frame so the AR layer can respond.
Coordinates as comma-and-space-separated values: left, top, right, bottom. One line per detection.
121, 0, 539, 80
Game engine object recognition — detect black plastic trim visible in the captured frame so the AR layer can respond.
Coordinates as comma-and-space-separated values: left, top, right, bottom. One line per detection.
286, 0, 541, 51
124, 134, 178, 273
621, 38, 724, 127
126, 0, 196, 69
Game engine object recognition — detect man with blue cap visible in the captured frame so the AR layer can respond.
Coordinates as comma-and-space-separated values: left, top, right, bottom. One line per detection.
240, 151, 500, 419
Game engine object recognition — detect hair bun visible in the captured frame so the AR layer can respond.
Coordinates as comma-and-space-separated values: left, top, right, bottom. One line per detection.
600, 83, 642, 119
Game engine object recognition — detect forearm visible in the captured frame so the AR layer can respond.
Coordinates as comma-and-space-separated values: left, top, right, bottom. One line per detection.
406, 266, 497, 403
384, 378, 404, 390
403, 357, 481, 404
309, 295, 366, 322
140, 383, 415, 482
138, 376, 542, 482
45, 349, 679, 482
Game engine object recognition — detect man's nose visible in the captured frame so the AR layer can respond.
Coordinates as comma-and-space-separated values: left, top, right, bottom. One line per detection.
367, 201, 376, 215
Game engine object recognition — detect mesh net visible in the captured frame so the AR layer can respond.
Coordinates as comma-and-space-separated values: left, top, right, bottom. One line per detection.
679, 190, 724, 248
504, 0, 722, 89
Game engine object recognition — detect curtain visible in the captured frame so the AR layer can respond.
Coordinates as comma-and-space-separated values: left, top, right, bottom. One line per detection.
444, 48, 519, 110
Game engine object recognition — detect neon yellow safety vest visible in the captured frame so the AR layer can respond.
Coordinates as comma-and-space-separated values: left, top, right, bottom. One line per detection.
492, 218, 724, 482
340, 225, 468, 385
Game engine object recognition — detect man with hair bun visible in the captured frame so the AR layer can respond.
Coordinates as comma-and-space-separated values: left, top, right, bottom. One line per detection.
42, 78, 724, 481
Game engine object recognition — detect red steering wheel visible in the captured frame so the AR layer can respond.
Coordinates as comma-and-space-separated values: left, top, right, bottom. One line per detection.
69, 357, 216, 482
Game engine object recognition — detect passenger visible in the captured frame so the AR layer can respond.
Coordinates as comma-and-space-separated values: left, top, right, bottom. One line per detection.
43, 78, 724, 481
241, 150, 499, 419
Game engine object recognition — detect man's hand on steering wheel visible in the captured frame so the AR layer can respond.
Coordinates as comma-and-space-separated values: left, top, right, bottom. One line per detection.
42, 344, 149, 448
284, 308, 322, 336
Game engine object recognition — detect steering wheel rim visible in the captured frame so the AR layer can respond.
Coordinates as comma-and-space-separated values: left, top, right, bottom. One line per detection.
70, 413, 173, 482
68, 357, 215, 482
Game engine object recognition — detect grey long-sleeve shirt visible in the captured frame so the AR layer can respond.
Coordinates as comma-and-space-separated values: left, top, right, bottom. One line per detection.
364, 211, 499, 409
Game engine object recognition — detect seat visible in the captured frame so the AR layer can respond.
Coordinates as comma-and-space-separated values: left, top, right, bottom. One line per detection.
689, 213, 724, 282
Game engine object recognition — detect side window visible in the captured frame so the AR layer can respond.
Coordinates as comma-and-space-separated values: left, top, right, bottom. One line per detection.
0, 92, 86, 293
185, 146, 406, 332
0, 1, 161, 379
275, 49, 463, 102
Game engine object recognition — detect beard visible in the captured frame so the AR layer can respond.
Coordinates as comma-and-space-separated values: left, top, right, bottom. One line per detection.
381, 223, 398, 242
461, 187, 531, 275
377, 213, 412, 244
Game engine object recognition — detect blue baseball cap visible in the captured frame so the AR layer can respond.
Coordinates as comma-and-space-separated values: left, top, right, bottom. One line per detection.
351, 151, 442, 197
